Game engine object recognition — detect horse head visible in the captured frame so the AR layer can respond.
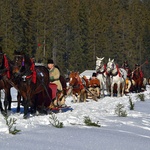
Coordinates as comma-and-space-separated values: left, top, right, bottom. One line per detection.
95, 56, 104, 71
69, 71, 79, 87
13, 50, 31, 75
106, 58, 115, 73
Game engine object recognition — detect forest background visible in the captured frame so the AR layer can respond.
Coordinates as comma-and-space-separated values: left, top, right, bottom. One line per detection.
0, 0, 150, 77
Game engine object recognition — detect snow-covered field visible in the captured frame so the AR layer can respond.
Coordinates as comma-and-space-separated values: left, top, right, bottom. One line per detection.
0, 86, 150, 150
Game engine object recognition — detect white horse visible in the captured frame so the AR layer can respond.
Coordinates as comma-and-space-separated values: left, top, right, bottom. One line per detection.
95, 56, 110, 97
106, 58, 127, 97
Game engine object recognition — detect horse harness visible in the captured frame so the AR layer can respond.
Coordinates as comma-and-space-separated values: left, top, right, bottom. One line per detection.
109, 66, 126, 82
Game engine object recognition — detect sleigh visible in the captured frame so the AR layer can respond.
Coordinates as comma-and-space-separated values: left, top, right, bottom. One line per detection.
37, 83, 72, 113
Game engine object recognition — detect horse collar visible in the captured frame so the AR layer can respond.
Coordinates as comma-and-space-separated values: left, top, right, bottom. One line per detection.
111, 68, 121, 77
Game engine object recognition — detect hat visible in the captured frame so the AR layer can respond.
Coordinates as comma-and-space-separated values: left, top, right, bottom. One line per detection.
92, 72, 97, 77
47, 59, 54, 64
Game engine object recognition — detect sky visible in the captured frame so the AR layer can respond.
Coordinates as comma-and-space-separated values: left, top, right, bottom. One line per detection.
0, 85, 150, 150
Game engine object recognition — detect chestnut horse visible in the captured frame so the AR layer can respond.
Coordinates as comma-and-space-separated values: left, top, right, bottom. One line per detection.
67, 71, 87, 102
131, 66, 144, 93
12, 51, 51, 118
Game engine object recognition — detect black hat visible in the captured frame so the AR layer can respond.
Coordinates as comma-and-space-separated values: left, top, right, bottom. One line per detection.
47, 59, 54, 64
92, 72, 97, 77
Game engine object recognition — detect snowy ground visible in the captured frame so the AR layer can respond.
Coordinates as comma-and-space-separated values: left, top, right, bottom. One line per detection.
0, 86, 150, 150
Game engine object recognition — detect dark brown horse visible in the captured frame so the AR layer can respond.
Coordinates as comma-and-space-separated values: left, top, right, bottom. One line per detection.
0, 49, 25, 115
12, 51, 51, 118
131, 66, 144, 93
0, 50, 12, 115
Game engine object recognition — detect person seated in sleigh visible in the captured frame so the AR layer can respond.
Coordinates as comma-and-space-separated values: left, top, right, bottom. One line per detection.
47, 59, 66, 107
88, 72, 100, 98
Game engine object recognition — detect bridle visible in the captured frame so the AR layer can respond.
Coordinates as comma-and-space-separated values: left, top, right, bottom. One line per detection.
14, 54, 25, 72
96, 60, 108, 76
107, 62, 120, 77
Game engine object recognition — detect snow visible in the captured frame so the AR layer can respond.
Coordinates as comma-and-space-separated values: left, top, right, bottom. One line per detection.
0, 86, 150, 150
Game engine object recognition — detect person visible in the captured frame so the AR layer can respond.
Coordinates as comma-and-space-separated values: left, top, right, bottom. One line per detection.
122, 60, 129, 69
122, 61, 133, 93
47, 59, 62, 92
88, 72, 100, 98
133, 64, 144, 78
47, 59, 67, 107
55, 65, 67, 96
125, 66, 132, 93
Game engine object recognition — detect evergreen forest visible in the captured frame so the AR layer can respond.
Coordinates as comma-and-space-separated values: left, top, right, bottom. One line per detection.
0, 0, 150, 77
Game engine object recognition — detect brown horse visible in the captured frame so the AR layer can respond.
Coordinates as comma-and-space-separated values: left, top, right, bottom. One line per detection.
67, 71, 87, 102
131, 66, 144, 93
0, 50, 13, 115
0, 50, 24, 115
12, 51, 51, 118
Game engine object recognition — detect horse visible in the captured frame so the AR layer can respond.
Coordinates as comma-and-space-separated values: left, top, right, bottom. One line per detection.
0, 51, 25, 115
95, 56, 110, 97
0, 51, 13, 115
106, 58, 127, 97
12, 51, 51, 118
131, 65, 144, 93
67, 71, 87, 102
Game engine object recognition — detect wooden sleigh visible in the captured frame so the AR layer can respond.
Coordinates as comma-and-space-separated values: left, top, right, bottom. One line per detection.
37, 82, 72, 113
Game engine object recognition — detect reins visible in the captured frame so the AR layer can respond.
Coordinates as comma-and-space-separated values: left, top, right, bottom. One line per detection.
128, 60, 148, 76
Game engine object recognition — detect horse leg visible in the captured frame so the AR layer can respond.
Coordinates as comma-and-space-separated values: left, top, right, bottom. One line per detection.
106, 77, 111, 96
101, 83, 105, 97
7, 89, 12, 111
16, 92, 22, 113
117, 82, 121, 97
4, 91, 9, 114
0, 99, 4, 112
121, 82, 125, 96
138, 82, 142, 93
72, 93, 77, 103
77, 95, 80, 103
84, 91, 87, 102
0, 90, 6, 115
22, 94, 30, 119
111, 83, 114, 97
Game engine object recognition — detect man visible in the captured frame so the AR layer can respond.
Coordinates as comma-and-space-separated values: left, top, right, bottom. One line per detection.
47, 59, 67, 107
47, 59, 62, 92
88, 72, 100, 98
122, 60, 129, 69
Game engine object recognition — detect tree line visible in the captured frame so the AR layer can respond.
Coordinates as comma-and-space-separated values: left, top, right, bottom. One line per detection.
0, 0, 150, 77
